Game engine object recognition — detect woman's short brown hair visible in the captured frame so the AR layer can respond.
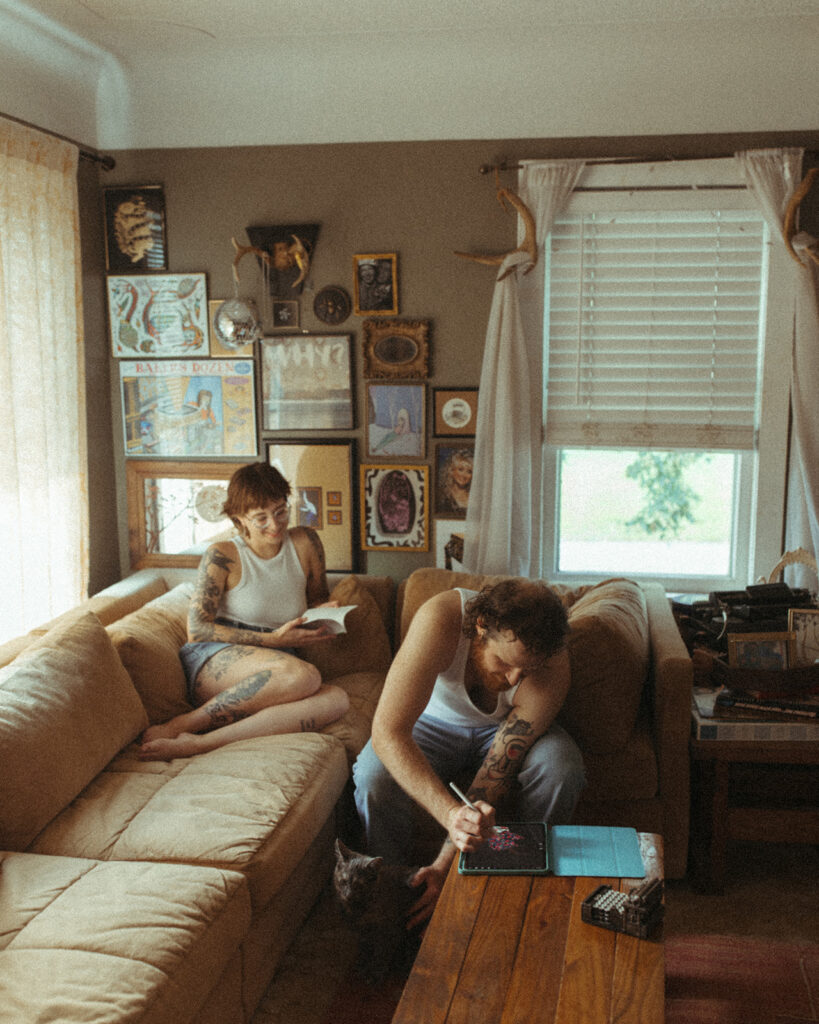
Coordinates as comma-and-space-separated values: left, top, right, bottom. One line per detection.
223, 463, 291, 528
462, 578, 569, 658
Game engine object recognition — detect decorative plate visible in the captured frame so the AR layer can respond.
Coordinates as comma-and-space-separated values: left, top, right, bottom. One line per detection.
194, 484, 229, 522
313, 285, 352, 325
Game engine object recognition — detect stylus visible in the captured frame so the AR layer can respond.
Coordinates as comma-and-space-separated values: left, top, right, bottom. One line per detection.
449, 782, 506, 834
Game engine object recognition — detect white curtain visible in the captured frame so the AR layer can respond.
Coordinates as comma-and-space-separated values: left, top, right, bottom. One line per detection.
464, 160, 585, 575
736, 148, 819, 589
0, 118, 88, 640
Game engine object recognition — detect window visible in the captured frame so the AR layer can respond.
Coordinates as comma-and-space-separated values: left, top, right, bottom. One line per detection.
539, 159, 793, 593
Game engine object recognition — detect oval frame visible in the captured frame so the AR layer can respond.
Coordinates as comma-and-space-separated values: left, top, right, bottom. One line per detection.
362, 318, 430, 380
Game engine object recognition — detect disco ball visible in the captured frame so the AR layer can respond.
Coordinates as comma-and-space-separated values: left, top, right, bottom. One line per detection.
213, 298, 261, 349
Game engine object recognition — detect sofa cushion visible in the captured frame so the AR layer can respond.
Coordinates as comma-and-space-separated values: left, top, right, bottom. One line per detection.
0, 851, 249, 1024
559, 578, 650, 754
398, 568, 511, 642
299, 574, 392, 680
578, 712, 658, 800
321, 670, 387, 760
0, 610, 148, 850
29, 731, 349, 913
106, 583, 194, 725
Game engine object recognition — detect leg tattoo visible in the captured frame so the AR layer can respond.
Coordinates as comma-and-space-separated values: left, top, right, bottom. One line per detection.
205, 669, 271, 728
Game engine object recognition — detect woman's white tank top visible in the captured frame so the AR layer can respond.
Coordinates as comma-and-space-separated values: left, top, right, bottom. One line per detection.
422, 588, 518, 727
218, 532, 307, 629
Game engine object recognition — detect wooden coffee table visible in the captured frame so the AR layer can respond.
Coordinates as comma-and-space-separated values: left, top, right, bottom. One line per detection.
391, 833, 663, 1024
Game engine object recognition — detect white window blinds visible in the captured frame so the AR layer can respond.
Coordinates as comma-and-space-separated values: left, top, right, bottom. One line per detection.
544, 205, 768, 450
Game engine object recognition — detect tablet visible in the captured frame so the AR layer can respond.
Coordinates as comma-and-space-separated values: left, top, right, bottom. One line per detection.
457, 822, 550, 875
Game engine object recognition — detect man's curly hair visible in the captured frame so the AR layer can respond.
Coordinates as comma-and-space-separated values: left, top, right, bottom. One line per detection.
462, 579, 569, 659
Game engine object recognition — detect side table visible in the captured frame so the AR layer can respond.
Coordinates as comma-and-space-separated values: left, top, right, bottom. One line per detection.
689, 727, 819, 892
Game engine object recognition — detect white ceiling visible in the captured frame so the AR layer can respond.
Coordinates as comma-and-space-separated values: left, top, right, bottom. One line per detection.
3, 0, 819, 149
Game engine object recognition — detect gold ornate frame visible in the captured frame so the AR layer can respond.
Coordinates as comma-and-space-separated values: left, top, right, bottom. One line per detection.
362, 318, 430, 380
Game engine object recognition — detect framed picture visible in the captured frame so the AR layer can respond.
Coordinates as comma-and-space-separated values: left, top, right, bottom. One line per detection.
362, 318, 430, 379
727, 631, 795, 671
360, 464, 429, 552
107, 273, 209, 357
353, 253, 398, 316
125, 459, 239, 569
208, 299, 254, 358
366, 382, 425, 459
119, 358, 257, 457
268, 440, 357, 572
102, 185, 167, 272
433, 387, 479, 437
272, 300, 300, 329
434, 442, 474, 518
435, 518, 466, 570
260, 334, 354, 430
787, 608, 819, 667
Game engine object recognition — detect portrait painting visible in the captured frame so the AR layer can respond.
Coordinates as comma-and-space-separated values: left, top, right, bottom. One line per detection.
366, 382, 425, 458
434, 442, 474, 518
353, 253, 398, 316
103, 185, 167, 272
361, 464, 429, 552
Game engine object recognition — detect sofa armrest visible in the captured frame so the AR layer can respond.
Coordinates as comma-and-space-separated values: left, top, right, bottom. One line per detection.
642, 582, 693, 878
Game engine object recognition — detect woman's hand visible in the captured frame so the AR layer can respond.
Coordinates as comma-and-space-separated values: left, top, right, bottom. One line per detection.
268, 615, 336, 647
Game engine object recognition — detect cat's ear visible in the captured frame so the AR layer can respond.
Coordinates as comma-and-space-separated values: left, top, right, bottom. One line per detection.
335, 838, 352, 859
367, 856, 384, 874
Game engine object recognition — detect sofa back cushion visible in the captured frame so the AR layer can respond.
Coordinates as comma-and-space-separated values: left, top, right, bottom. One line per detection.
398, 569, 649, 755
0, 610, 148, 850
300, 574, 392, 680
106, 583, 194, 724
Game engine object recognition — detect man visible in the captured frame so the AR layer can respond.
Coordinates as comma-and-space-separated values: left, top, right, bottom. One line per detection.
352, 578, 585, 925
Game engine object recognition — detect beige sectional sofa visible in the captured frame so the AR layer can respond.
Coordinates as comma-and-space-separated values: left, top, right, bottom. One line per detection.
0, 565, 692, 1023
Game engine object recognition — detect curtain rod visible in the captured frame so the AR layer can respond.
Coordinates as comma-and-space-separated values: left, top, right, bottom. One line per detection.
1, 111, 115, 171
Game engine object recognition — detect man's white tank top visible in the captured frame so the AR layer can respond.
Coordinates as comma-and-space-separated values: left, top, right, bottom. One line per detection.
218, 532, 307, 629
422, 588, 518, 727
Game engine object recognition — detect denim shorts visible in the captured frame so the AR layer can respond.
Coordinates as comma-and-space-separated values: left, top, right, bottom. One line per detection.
178, 642, 230, 704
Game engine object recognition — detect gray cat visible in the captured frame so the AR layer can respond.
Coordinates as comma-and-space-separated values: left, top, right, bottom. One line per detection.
333, 838, 422, 983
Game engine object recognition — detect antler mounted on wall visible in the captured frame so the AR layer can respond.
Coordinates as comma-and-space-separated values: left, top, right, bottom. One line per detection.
783, 167, 819, 267
454, 170, 538, 279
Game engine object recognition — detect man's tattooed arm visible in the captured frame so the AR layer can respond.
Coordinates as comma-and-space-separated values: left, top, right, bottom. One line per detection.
468, 713, 537, 806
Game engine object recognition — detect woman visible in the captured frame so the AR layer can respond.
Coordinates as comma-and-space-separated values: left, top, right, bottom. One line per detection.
140, 462, 349, 760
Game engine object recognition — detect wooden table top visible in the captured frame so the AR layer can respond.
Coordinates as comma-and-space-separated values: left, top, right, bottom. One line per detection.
391, 833, 664, 1024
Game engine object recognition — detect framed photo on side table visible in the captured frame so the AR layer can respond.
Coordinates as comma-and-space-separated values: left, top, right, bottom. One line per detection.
788, 608, 819, 667
267, 440, 357, 572
727, 631, 795, 671
360, 464, 429, 552
260, 334, 354, 430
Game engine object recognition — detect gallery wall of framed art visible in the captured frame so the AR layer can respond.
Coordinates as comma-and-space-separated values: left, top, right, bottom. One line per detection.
106, 179, 480, 575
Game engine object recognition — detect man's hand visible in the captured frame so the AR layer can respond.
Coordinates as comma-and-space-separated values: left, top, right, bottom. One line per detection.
406, 862, 448, 929
446, 798, 496, 852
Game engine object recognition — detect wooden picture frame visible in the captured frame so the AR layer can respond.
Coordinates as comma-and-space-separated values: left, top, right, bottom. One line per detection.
434, 442, 474, 518
268, 440, 357, 572
353, 252, 398, 316
360, 464, 429, 552
126, 459, 240, 568
362, 318, 430, 380
103, 184, 168, 272
787, 608, 819, 667
119, 358, 257, 458
272, 300, 300, 330
366, 382, 426, 459
433, 387, 478, 437
208, 299, 254, 357
727, 631, 795, 671
260, 334, 354, 430
108, 273, 209, 357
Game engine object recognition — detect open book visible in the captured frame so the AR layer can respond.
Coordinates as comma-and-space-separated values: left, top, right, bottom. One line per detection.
299, 605, 357, 635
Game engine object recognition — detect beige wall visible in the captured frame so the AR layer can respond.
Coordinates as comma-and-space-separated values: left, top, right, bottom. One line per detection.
85, 131, 819, 590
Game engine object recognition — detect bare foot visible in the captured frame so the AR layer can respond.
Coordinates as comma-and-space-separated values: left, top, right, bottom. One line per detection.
139, 732, 208, 761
